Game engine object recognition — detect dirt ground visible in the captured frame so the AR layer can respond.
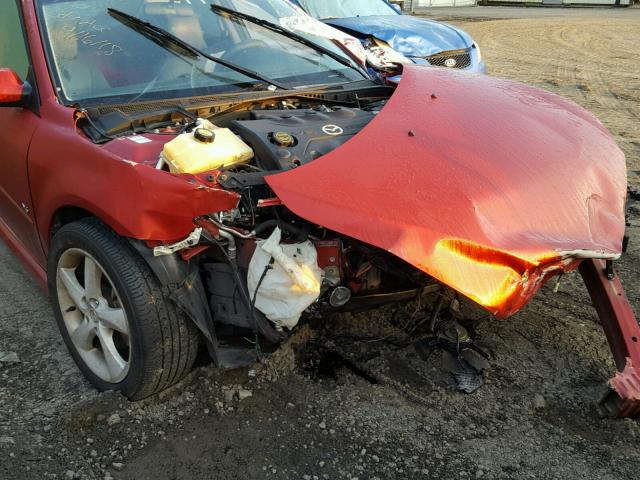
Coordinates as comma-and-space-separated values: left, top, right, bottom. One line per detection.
2, 7, 640, 480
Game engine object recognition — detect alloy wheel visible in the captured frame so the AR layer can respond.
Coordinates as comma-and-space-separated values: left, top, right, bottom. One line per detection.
56, 248, 131, 383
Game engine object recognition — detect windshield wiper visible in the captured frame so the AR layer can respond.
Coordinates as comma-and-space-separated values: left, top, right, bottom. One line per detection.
107, 8, 289, 90
210, 4, 368, 79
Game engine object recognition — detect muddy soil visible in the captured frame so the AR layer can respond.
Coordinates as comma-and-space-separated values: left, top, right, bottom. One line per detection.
1, 8, 639, 480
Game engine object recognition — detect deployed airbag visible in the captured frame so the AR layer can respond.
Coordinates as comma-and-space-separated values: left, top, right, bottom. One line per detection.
247, 228, 323, 330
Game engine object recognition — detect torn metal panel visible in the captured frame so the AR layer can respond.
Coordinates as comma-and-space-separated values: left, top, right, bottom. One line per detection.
603, 360, 640, 418
324, 15, 471, 58
579, 259, 640, 372
579, 258, 640, 418
267, 66, 627, 317
581, 259, 640, 417
277, 9, 367, 67
28, 122, 241, 246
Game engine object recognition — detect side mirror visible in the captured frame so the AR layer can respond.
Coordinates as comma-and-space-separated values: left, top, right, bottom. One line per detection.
391, 3, 403, 13
0, 68, 32, 108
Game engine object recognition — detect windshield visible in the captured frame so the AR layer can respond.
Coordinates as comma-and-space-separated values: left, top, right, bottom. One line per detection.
297, 0, 398, 20
36, 0, 365, 104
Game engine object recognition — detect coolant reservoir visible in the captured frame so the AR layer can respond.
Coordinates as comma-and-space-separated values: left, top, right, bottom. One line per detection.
162, 119, 253, 174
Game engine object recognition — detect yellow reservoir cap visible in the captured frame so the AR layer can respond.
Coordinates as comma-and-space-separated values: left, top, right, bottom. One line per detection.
163, 122, 254, 175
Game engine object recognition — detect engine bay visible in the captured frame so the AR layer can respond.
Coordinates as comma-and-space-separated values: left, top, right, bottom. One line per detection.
79, 88, 441, 365
230, 107, 376, 171
55, 57, 640, 417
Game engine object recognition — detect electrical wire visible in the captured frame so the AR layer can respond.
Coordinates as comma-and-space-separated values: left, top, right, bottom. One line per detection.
250, 258, 275, 358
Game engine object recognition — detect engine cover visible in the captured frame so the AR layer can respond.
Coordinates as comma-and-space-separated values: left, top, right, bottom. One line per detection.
231, 107, 375, 171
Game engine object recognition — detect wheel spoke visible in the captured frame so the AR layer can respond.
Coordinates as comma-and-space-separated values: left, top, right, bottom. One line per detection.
97, 326, 127, 382
84, 257, 102, 300
58, 248, 130, 384
70, 319, 96, 351
59, 267, 87, 311
97, 306, 128, 334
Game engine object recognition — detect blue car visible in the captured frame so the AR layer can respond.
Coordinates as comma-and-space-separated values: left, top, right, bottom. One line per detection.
289, 0, 485, 74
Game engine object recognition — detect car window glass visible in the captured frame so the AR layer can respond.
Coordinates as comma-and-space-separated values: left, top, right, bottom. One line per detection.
0, 1, 30, 80
298, 0, 397, 20
36, 0, 364, 104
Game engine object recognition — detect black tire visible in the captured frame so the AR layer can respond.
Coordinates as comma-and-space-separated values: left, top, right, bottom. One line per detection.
48, 218, 200, 400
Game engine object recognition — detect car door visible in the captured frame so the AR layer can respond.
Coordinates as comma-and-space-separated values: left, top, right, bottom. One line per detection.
0, 0, 44, 264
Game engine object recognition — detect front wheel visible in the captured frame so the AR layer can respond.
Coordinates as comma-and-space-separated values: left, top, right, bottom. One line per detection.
48, 218, 199, 400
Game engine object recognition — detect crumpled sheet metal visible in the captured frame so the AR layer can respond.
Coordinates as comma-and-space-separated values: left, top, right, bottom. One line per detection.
606, 358, 640, 417
267, 66, 627, 317
278, 11, 366, 66
29, 124, 241, 246
325, 15, 470, 58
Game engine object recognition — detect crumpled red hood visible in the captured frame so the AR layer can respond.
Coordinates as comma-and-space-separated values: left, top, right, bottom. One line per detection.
266, 66, 627, 317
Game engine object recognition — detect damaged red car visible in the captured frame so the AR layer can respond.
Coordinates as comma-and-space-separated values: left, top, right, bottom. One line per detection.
1, 0, 638, 416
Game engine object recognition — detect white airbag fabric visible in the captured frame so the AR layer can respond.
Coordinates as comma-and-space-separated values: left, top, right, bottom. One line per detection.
247, 228, 323, 330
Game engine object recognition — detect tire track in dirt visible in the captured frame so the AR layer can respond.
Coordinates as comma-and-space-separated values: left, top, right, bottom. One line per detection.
453, 17, 640, 180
